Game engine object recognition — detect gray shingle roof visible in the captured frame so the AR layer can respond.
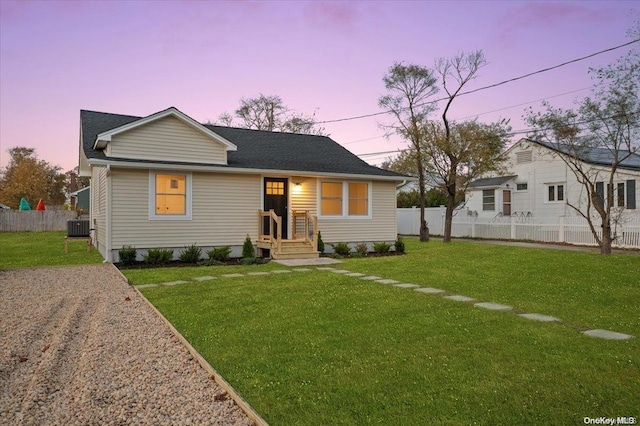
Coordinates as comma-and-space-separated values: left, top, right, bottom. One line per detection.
468, 175, 517, 188
531, 139, 640, 171
80, 110, 407, 178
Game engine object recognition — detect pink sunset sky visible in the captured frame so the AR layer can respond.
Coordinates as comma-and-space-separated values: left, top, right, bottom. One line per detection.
0, 0, 637, 173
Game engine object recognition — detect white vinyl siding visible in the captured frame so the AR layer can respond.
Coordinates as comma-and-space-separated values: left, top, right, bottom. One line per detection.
110, 169, 261, 249
90, 166, 108, 257
109, 116, 228, 165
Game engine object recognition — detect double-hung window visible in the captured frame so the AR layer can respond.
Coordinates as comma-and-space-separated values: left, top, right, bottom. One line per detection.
482, 189, 495, 211
320, 181, 370, 217
546, 184, 565, 202
150, 172, 192, 220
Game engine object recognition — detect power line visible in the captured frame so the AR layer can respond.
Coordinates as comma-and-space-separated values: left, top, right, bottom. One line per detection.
318, 39, 639, 125
355, 110, 640, 159
344, 86, 591, 146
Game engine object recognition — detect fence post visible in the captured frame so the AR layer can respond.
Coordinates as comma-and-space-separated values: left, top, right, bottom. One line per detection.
510, 216, 516, 240
471, 214, 476, 238
558, 216, 565, 243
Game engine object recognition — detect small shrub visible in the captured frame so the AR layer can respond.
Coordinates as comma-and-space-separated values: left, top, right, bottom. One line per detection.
354, 242, 369, 257
394, 237, 406, 254
207, 246, 232, 262
242, 235, 255, 259
332, 242, 351, 256
119, 245, 137, 265
144, 248, 174, 265
351, 251, 365, 258
373, 241, 391, 254
317, 231, 325, 254
179, 244, 202, 264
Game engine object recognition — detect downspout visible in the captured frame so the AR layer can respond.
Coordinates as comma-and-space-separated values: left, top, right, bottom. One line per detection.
105, 165, 113, 263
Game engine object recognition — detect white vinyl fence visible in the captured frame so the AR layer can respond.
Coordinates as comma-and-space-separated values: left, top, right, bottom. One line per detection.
397, 207, 640, 249
0, 210, 80, 232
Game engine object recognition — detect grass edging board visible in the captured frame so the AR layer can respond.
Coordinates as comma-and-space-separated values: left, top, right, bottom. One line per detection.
110, 264, 268, 426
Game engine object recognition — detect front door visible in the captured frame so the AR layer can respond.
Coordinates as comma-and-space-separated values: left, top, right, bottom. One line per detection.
264, 178, 288, 238
502, 190, 511, 216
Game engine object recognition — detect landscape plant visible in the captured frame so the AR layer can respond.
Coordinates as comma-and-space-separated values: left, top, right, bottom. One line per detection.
118, 245, 137, 265
394, 237, 405, 254
207, 246, 232, 262
179, 244, 202, 264
354, 242, 369, 257
373, 241, 391, 253
144, 248, 174, 265
331, 242, 351, 256
242, 234, 255, 259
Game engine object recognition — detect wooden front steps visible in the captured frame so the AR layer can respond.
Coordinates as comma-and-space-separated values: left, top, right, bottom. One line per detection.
258, 239, 319, 260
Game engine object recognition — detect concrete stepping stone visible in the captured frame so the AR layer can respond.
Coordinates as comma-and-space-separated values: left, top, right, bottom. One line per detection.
444, 295, 475, 302
518, 313, 560, 322
222, 273, 244, 278
376, 279, 400, 285
192, 276, 216, 282
316, 267, 336, 271
415, 287, 445, 294
583, 329, 634, 340
272, 270, 292, 274
330, 269, 351, 274
475, 302, 512, 311
292, 268, 312, 272
248, 272, 270, 276
346, 272, 366, 277
394, 283, 420, 289
162, 280, 189, 286
135, 284, 158, 289
360, 276, 382, 281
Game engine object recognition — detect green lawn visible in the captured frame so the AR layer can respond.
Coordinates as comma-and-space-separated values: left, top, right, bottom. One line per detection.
0, 231, 103, 268
128, 239, 640, 425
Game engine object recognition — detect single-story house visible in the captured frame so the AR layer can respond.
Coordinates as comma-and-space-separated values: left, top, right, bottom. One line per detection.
466, 138, 639, 218
79, 107, 411, 262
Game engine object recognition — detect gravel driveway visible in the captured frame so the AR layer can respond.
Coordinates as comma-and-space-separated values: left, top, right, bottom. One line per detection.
0, 264, 253, 425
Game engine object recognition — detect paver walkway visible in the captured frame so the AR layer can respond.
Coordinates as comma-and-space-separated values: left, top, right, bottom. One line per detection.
135, 265, 635, 341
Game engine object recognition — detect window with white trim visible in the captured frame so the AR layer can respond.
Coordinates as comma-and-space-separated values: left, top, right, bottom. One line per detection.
482, 189, 495, 211
546, 183, 565, 202
150, 172, 192, 220
516, 183, 528, 191
320, 181, 371, 217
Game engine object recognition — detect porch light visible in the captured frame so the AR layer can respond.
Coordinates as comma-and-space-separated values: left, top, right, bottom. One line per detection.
293, 182, 302, 194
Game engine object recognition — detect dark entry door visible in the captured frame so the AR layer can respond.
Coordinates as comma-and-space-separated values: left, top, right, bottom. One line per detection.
264, 178, 288, 238
502, 190, 511, 216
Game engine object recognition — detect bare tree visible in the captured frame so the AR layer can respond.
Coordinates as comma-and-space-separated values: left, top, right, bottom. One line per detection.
216, 94, 326, 135
525, 28, 639, 254
434, 51, 491, 242
379, 63, 439, 241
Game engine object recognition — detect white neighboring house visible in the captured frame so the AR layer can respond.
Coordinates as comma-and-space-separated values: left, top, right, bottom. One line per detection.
466, 138, 639, 219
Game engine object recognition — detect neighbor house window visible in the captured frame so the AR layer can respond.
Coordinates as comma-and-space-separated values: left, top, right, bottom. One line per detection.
482, 189, 495, 211
320, 181, 371, 217
596, 180, 637, 209
547, 184, 565, 202
516, 183, 528, 191
150, 172, 192, 220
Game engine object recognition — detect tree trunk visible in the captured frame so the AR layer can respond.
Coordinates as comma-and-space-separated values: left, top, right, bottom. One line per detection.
443, 194, 455, 243
600, 221, 613, 255
417, 151, 429, 242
